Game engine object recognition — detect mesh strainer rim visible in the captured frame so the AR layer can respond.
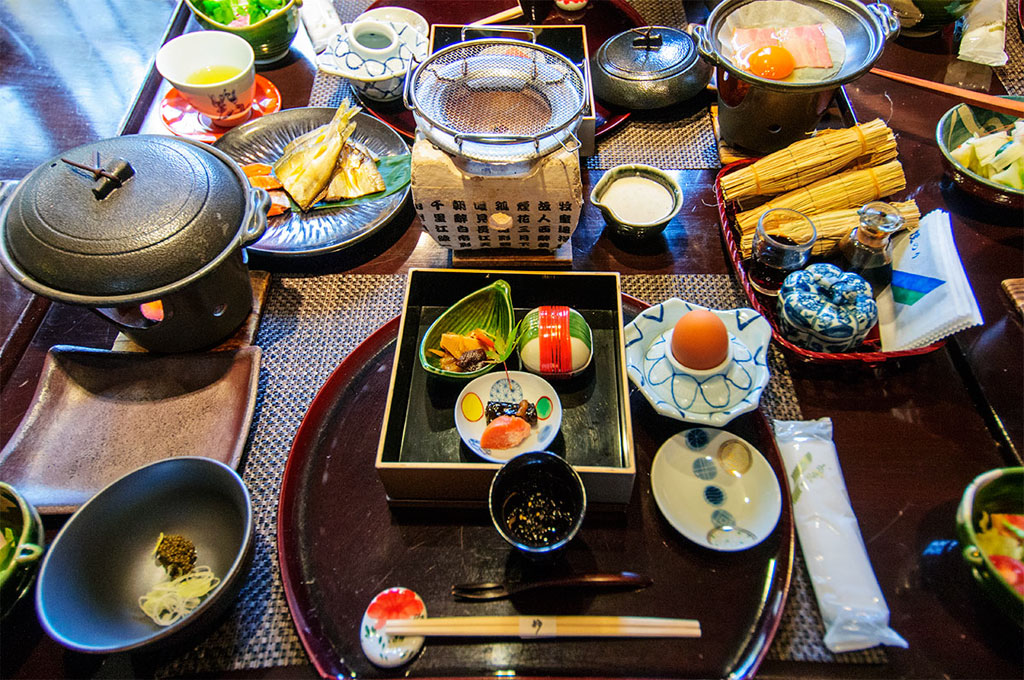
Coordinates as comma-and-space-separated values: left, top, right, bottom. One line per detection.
407, 38, 587, 145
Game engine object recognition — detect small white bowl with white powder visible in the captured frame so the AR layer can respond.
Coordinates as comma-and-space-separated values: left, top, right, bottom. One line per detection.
590, 164, 683, 239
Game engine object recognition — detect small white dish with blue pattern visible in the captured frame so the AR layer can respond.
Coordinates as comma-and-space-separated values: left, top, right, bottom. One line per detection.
651, 428, 782, 551
455, 371, 562, 464
317, 19, 427, 102
624, 298, 771, 426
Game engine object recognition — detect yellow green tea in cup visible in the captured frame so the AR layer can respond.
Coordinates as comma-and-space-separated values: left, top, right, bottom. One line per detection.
156, 31, 256, 127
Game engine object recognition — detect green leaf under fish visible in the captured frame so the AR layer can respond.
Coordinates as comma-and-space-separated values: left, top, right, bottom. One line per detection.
294, 154, 412, 211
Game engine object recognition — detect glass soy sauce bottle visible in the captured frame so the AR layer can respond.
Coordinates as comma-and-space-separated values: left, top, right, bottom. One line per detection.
836, 201, 904, 296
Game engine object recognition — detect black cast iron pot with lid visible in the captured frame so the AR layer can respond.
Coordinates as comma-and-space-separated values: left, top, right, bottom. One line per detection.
0, 134, 269, 353
692, 0, 899, 154
591, 26, 712, 110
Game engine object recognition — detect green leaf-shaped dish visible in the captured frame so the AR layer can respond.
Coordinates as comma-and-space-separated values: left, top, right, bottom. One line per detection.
418, 279, 516, 379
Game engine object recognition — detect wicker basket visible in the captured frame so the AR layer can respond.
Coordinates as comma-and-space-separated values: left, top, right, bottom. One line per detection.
715, 160, 944, 364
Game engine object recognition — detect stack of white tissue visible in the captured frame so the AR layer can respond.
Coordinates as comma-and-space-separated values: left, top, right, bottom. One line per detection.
877, 209, 983, 351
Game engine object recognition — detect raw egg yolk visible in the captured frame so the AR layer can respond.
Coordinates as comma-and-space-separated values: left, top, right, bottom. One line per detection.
671, 310, 730, 370
743, 45, 795, 80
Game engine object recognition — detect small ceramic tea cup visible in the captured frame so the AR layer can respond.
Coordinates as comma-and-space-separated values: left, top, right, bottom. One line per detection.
156, 31, 256, 127
344, 19, 401, 61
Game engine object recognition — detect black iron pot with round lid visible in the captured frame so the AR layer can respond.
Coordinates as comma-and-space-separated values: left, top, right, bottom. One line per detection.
0, 134, 269, 353
591, 26, 712, 110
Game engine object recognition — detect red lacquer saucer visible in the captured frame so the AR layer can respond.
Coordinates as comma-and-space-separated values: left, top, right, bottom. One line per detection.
161, 74, 282, 143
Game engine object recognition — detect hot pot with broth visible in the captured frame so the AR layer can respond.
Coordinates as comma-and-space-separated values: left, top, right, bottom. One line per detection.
693, 0, 899, 154
0, 135, 268, 353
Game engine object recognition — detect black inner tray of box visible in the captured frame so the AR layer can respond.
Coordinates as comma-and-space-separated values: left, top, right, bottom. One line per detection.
380, 271, 630, 469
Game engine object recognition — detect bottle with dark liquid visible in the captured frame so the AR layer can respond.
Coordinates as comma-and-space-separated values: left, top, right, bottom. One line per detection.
836, 202, 904, 296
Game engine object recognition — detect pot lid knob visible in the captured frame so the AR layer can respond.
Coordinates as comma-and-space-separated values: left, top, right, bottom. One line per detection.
2, 135, 246, 298
598, 25, 698, 81
59, 154, 136, 199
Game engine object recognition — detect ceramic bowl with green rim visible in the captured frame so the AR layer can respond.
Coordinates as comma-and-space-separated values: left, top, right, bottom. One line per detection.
418, 279, 516, 380
518, 305, 594, 379
185, 0, 302, 65
936, 97, 1024, 210
955, 467, 1024, 626
0, 482, 45, 619
591, 164, 683, 240
893, 0, 976, 36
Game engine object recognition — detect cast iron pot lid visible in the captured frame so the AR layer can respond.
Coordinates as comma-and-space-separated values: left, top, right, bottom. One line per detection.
1, 135, 246, 298
595, 26, 699, 82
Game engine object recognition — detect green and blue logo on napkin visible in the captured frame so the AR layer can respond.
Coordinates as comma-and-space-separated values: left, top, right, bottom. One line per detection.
891, 270, 945, 306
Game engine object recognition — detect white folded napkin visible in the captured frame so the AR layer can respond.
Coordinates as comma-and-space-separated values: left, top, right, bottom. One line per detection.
300, 0, 342, 53
877, 209, 983, 351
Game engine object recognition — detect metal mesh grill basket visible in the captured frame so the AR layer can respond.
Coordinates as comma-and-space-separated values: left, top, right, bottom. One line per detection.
406, 39, 586, 163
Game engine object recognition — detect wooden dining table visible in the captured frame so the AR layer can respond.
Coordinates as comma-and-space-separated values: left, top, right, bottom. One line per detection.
1, 1, 1021, 678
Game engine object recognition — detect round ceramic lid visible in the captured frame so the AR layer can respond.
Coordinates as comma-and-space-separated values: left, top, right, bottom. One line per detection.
597, 26, 699, 82
2, 135, 246, 297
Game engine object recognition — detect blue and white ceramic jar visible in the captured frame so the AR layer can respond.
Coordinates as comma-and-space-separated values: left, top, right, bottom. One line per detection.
776, 263, 878, 353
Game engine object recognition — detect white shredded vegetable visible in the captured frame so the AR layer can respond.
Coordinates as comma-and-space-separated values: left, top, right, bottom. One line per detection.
138, 566, 220, 626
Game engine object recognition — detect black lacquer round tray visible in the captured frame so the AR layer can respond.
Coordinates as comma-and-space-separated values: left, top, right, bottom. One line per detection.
278, 297, 793, 679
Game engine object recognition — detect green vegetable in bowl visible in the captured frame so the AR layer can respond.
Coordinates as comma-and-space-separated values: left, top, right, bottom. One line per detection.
194, 0, 286, 27
950, 120, 1024, 191
0, 527, 16, 570
976, 513, 1024, 596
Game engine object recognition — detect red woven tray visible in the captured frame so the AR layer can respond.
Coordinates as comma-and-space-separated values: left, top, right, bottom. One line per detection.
715, 159, 944, 364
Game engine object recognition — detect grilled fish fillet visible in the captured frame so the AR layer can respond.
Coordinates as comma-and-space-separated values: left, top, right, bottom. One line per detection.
317, 143, 387, 202
273, 102, 359, 210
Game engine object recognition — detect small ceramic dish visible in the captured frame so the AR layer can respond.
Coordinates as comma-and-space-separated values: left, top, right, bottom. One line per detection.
955, 467, 1024, 626
624, 299, 771, 426
418, 279, 516, 380
0, 482, 44, 619
935, 97, 1024, 210
591, 164, 683, 239
317, 20, 428, 102
455, 371, 562, 463
356, 7, 428, 37
650, 428, 782, 551
489, 451, 586, 554
517, 306, 594, 379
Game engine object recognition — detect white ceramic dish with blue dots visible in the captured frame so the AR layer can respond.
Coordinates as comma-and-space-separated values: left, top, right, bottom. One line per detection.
455, 371, 562, 464
623, 298, 771, 426
650, 428, 781, 551
317, 20, 428, 102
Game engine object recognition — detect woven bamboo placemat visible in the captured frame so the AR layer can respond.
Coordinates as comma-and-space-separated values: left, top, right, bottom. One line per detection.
153, 272, 887, 677
995, 21, 1024, 96
309, 0, 721, 170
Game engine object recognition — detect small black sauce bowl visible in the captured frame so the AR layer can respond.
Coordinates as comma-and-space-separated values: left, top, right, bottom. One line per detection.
489, 451, 586, 555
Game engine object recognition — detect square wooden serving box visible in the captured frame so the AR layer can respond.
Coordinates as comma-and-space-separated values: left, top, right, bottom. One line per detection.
375, 269, 635, 508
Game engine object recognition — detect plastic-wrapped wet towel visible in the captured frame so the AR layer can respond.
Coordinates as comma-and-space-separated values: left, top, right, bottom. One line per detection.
958, 0, 1008, 67
773, 418, 908, 653
300, 0, 342, 53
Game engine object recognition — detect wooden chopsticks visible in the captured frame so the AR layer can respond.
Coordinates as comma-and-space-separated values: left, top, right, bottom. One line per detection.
471, 5, 524, 25
381, 615, 701, 638
869, 68, 1024, 117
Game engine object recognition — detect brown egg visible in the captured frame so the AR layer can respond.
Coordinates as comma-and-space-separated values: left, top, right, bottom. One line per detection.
671, 310, 730, 370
